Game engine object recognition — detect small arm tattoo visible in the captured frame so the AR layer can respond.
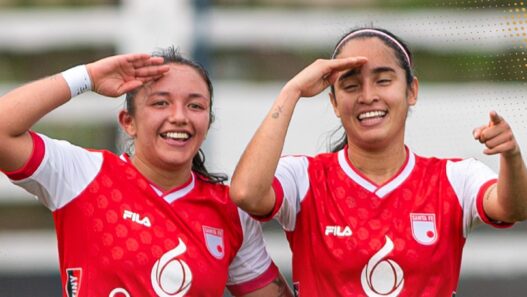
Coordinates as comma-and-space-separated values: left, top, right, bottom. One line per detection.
271, 106, 283, 119
272, 276, 290, 297
485, 183, 497, 201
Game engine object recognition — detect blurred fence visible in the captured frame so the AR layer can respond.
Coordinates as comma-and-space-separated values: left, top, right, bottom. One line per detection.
0, 1, 526, 296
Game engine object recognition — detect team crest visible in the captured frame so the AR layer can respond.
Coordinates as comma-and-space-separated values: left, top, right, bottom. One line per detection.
410, 213, 438, 245
65, 268, 82, 297
203, 226, 225, 259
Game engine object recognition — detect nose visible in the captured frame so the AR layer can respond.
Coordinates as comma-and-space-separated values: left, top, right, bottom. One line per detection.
167, 104, 189, 125
357, 82, 379, 104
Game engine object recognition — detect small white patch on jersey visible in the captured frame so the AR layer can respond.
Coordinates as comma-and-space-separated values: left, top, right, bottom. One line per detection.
203, 226, 225, 259
410, 213, 438, 245
324, 225, 353, 237
123, 210, 151, 228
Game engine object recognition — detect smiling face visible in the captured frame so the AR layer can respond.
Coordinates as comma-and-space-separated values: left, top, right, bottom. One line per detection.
119, 63, 211, 173
330, 37, 418, 151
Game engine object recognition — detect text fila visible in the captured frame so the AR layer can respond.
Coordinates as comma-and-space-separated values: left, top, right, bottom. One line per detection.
123, 210, 151, 227
325, 225, 352, 237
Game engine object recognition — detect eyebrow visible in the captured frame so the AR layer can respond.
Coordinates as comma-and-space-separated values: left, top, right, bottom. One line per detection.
148, 91, 208, 99
148, 91, 170, 97
338, 66, 397, 83
372, 67, 396, 75
338, 68, 361, 82
188, 93, 208, 99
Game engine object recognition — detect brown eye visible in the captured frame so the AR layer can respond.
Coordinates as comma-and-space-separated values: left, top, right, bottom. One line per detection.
153, 100, 168, 107
188, 103, 205, 110
343, 84, 359, 91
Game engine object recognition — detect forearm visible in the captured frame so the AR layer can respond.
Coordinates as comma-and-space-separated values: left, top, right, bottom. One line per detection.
230, 87, 300, 215
496, 152, 527, 221
0, 72, 74, 171
0, 74, 72, 137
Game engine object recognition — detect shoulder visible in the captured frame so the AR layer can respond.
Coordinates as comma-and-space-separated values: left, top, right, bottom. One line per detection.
279, 151, 337, 168
412, 153, 461, 168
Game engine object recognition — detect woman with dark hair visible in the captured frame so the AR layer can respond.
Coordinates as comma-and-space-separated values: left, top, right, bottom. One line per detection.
0, 47, 291, 296
230, 27, 527, 296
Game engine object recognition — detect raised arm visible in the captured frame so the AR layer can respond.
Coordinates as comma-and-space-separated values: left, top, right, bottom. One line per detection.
229, 57, 367, 216
474, 111, 527, 222
0, 53, 168, 172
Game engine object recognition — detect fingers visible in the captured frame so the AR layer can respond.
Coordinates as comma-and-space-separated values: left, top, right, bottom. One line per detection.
489, 110, 502, 126
474, 111, 519, 156
472, 125, 486, 141
327, 56, 368, 73
118, 80, 144, 94
483, 142, 516, 155
125, 54, 164, 67
135, 64, 170, 78
124, 54, 169, 76
474, 111, 505, 143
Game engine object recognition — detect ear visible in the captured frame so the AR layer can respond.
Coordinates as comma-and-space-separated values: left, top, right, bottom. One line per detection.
118, 110, 137, 137
329, 91, 341, 118
406, 77, 419, 106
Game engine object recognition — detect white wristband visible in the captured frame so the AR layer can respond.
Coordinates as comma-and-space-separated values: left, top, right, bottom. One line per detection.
61, 65, 92, 97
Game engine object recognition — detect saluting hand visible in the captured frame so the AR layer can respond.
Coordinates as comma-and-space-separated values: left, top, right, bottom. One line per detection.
87, 54, 170, 97
283, 57, 367, 98
473, 111, 520, 158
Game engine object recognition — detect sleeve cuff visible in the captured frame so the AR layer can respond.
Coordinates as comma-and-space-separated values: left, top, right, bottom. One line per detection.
250, 178, 284, 222
476, 178, 514, 229
227, 262, 279, 296
2, 131, 45, 181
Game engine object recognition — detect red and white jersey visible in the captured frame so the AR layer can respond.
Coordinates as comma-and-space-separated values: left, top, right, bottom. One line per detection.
5, 132, 277, 297
268, 147, 508, 297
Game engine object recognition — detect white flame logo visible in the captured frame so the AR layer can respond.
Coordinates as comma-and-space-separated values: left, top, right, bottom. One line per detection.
361, 236, 404, 297
151, 238, 192, 297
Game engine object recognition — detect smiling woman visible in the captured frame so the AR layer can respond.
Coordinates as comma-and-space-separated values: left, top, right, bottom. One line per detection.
0, 46, 291, 296
120, 48, 225, 187
229, 27, 527, 297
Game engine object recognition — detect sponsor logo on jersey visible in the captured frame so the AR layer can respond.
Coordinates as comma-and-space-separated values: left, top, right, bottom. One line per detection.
123, 210, 151, 227
325, 225, 352, 237
151, 238, 192, 297
202, 226, 225, 259
65, 268, 82, 297
361, 236, 404, 297
410, 213, 437, 245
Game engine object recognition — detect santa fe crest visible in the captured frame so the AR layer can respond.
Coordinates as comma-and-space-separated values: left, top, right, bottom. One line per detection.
410, 213, 438, 245
203, 226, 225, 259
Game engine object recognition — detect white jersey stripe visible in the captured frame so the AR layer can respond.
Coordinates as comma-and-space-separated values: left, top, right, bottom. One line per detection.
338, 148, 416, 198
376, 151, 415, 198
338, 149, 377, 192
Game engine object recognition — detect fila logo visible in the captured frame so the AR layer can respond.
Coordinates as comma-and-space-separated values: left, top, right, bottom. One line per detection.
325, 225, 352, 237
123, 210, 151, 227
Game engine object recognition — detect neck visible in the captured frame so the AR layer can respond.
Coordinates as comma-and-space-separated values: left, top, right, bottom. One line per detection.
130, 155, 192, 191
346, 142, 407, 185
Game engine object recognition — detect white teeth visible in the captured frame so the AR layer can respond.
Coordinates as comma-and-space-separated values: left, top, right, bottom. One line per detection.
358, 110, 386, 120
163, 132, 190, 140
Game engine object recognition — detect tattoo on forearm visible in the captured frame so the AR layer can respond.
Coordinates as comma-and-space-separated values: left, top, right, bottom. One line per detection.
272, 276, 289, 297
485, 184, 497, 201
271, 106, 283, 119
